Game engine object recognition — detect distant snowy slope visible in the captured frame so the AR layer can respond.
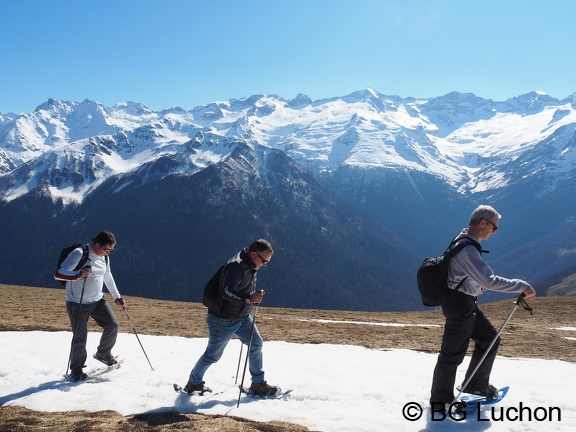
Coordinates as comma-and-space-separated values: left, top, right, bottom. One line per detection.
2, 89, 575, 206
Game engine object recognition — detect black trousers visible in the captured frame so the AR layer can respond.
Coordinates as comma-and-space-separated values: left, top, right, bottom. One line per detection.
66, 298, 119, 375
430, 291, 499, 404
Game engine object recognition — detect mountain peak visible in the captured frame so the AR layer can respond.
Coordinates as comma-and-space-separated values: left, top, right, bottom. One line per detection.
112, 101, 155, 116
288, 93, 312, 108
34, 98, 75, 114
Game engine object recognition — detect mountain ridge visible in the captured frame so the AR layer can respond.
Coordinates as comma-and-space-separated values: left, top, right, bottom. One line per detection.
1, 89, 575, 310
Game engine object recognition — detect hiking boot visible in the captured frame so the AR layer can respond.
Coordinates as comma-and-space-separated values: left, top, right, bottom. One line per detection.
70, 371, 88, 381
94, 352, 118, 366
184, 381, 212, 395
249, 381, 281, 396
463, 384, 498, 400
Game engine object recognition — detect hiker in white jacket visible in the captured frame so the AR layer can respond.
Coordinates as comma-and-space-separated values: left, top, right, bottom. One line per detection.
55, 230, 126, 381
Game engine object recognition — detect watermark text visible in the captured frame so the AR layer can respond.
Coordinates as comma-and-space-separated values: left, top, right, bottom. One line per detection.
402, 401, 562, 422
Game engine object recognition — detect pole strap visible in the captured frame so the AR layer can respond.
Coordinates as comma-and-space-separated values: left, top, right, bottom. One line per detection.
516, 293, 533, 314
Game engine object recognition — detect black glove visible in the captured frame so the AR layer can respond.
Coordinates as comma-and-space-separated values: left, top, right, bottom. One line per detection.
115, 297, 125, 307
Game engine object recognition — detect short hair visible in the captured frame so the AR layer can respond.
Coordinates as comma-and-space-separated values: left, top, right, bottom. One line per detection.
92, 230, 116, 246
248, 239, 274, 255
469, 205, 501, 226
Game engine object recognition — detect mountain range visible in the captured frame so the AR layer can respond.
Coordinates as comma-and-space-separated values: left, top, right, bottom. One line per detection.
1, 88, 575, 311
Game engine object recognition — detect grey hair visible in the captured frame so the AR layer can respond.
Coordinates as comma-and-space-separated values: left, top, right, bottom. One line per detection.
469, 205, 501, 225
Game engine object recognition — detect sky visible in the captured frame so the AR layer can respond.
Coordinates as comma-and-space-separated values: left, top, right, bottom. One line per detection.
1, 328, 575, 431
1, 0, 575, 115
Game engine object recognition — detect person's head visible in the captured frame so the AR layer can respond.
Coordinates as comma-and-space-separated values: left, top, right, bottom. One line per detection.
468, 205, 500, 241
92, 230, 116, 257
247, 239, 274, 270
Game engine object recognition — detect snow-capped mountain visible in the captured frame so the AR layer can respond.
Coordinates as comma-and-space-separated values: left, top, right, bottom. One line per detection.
2, 90, 575, 203
1, 89, 575, 310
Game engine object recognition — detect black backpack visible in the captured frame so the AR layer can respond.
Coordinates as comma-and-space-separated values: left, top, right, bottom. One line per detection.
202, 265, 225, 307
416, 237, 484, 307
56, 243, 108, 286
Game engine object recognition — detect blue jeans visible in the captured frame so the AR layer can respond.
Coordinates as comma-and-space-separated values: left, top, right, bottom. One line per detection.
189, 312, 264, 384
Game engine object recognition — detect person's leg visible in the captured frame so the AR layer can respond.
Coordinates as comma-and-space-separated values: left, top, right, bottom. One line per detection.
188, 314, 241, 384
430, 298, 477, 404
235, 314, 264, 383
66, 301, 94, 375
90, 299, 119, 358
463, 306, 500, 391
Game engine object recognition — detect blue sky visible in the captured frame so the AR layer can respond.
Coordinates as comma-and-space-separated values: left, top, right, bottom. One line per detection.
2, 0, 575, 114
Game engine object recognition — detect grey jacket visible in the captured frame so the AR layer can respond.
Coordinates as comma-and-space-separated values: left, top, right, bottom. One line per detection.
448, 229, 529, 297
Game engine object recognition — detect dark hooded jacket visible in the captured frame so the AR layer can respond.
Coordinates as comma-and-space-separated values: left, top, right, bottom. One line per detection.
208, 248, 258, 319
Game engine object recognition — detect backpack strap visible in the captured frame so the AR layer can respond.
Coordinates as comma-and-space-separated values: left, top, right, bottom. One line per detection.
445, 236, 488, 256
444, 236, 488, 293
72, 244, 91, 271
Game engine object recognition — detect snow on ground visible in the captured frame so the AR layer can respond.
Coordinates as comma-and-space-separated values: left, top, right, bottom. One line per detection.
1, 331, 575, 431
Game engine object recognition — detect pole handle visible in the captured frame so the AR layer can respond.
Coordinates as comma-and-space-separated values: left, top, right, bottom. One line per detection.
516, 292, 533, 314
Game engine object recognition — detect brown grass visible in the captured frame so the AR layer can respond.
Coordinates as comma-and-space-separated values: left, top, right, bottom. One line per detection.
1, 284, 575, 431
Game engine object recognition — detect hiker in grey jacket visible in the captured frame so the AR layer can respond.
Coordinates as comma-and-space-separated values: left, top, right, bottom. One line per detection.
430, 205, 536, 409
55, 230, 126, 381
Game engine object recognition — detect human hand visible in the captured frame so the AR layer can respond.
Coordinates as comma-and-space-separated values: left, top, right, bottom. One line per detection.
523, 286, 536, 300
115, 297, 127, 309
79, 266, 91, 279
250, 290, 265, 305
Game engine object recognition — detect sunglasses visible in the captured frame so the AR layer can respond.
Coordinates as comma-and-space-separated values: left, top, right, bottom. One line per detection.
255, 251, 269, 265
484, 219, 498, 231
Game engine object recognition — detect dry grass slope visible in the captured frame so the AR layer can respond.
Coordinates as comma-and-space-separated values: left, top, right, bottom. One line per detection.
1, 284, 575, 431
548, 272, 576, 296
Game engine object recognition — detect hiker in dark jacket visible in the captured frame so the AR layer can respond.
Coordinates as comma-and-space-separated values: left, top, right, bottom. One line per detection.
183, 239, 280, 396
430, 205, 536, 409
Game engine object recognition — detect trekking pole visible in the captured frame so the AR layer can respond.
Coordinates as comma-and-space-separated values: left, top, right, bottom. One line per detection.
65, 276, 87, 379
122, 308, 155, 370
455, 292, 533, 402
235, 342, 244, 384
237, 304, 260, 408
